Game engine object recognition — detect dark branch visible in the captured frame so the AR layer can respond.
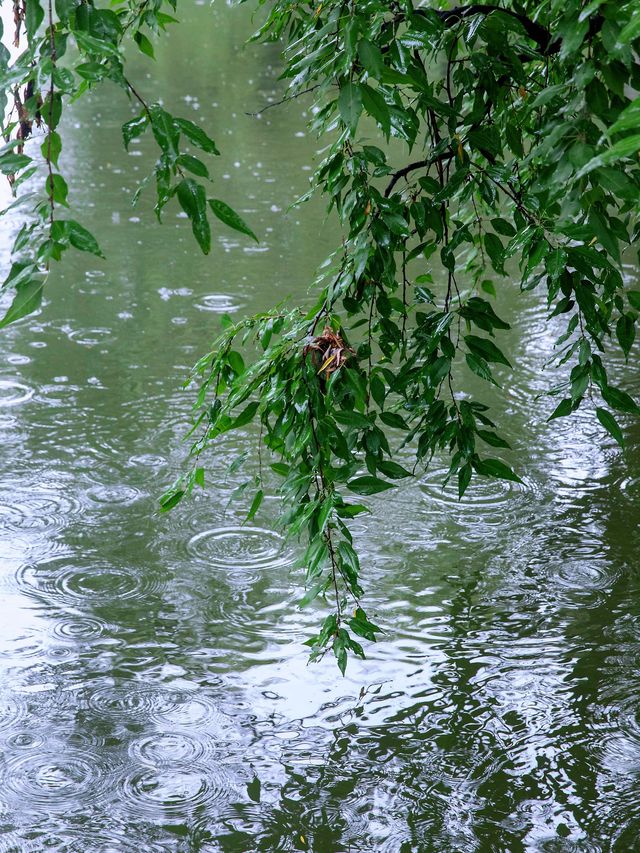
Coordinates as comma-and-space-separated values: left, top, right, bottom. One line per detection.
385, 151, 455, 197
432, 5, 556, 55
426, 5, 604, 58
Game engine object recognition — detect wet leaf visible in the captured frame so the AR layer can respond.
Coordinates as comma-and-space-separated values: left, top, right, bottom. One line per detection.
208, 199, 258, 242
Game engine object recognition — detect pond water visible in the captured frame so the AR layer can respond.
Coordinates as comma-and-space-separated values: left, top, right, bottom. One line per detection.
1, 3, 640, 851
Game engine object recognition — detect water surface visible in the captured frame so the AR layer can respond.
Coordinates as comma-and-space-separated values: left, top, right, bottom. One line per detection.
0, 3, 639, 851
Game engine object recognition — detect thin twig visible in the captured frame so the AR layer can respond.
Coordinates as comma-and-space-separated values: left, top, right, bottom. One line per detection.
125, 78, 152, 121
245, 85, 321, 117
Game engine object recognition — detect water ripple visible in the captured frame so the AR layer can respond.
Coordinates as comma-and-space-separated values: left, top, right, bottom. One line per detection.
0, 695, 28, 733
4, 732, 45, 751
0, 380, 33, 407
128, 731, 211, 767
119, 763, 230, 818
0, 484, 81, 531
150, 689, 226, 730
187, 525, 293, 575
16, 556, 158, 604
0, 749, 108, 813
86, 683, 177, 720
67, 327, 112, 346
85, 484, 144, 506
193, 293, 244, 313
51, 614, 106, 642
14, 832, 170, 853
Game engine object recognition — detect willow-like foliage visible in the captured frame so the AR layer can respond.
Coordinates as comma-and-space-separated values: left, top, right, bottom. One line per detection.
2, 1, 640, 672
0, 0, 255, 326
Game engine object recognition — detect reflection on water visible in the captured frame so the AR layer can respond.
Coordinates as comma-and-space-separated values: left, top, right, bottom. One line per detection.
0, 2, 639, 851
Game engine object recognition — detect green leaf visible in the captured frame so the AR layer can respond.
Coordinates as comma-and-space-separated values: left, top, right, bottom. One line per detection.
25, 0, 44, 38
208, 199, 258, 242
467, 126, 502, 159
336, 541, 360, 579
150, 105, 180, 160
46, 173, 69, 207
315, 496, 333, 533
348, 607, 381, 642
333, 634, 348, 675
174, 118, 220, 155
73, 30, 120, 57
474, 458, 523, 484
346, 475, 395, 495
465, 353, 497, 386
40, 132, 62, 167
54, 220, 104, 257
43, 92, 63, 130
67, 222, 101, 256
465, 335, 511, 367
159, 489, 185, 512
177, 154, 209, 178
245, 489, 263, 522
595, 407, 624, 448
338, 82, 362, 136
358, 39, 384, 78
484, 233, 505, 275
0, 278, 45, 329
227, 350, 245, 375
299, 578, 329, 609
122, 114, 149, 150
609, 99, 640, 134
618, 12, 640, 44
548, 397, 574, 421
177, 179, 211, 254
335, 503, 370, 518
333, 410, 371, 429
134, 30, 155, 59
0, 153, 31, 175
589, 209, 620, 262
616, 314, 635, 358
271, 463, 289, 477
559, 17, 589, 57
491, 218, 516, 237
601, 386, 640, 414
628, 291, 640, 311
360, 83, 390, 137
458, 464, 472, 498
55, 0, 79, 23
231, 400, 259, 428
476, 429, 510, 449
545, 248, 567, 280
376, 460, 412, 479
379, 411, 408, 429
577, 135, 640, 178
459, 297, 510, 332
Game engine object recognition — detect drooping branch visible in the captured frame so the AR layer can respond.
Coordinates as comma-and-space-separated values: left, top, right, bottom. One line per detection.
432, 5, 556, 55
417, 4, 604, 58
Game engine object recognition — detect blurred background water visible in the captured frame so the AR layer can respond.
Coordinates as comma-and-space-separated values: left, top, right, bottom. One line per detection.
0, 2, 639, 851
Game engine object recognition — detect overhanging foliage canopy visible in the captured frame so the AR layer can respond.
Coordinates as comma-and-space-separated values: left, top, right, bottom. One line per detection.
2, 0, 640, 671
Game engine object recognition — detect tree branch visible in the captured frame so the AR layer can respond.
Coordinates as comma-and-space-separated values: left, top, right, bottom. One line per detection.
432, 5, 556, 54
245, 85, 321, 117
423, 5, 604, 58
384, 151, 455, 197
